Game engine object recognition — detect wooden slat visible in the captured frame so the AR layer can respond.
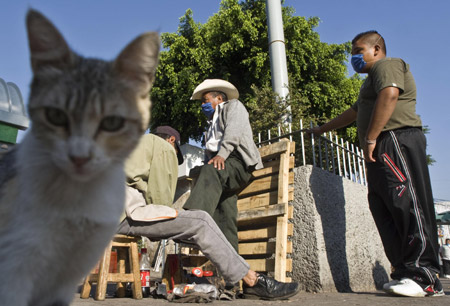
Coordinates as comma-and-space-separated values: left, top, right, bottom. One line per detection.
239, 172, 294, 197
238, 223, 293, 241
274, 142, 291, 282
288, 205, 294, 219
88, 273, 136, 283
113, 235, 139, 243
246, 258, 292, 273
258, 139, 290, 160
108, 274, 135, 282
238, 241, 292, 255
238, 188, 294, 211
251, 156, 295, 179
112, 242, 133, 248
237, 203, 286, 222
239, 241, 275, 255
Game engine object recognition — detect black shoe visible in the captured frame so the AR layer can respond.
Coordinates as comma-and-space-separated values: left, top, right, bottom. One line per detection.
243, 274, 299, 300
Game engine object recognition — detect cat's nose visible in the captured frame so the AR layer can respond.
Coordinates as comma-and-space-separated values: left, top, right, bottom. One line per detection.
70, 155, 91, 167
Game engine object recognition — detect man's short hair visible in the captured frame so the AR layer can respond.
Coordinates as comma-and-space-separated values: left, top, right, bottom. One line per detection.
352, 30, 387, 55
209, 91, 228, 101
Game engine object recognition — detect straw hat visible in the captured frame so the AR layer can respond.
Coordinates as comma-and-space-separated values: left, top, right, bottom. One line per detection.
191, 79, 239, 100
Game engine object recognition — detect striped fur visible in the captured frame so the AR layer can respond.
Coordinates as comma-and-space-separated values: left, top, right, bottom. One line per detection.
0, 9, 159, 306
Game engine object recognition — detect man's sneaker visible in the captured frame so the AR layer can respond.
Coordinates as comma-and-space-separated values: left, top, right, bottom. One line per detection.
382, 279, 400, 291
389, 278, 427, 297
424, 278, 445, 297
243, 274, 299, 300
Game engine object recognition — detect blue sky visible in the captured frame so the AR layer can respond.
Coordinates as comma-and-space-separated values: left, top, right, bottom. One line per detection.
1, 0, 449, 200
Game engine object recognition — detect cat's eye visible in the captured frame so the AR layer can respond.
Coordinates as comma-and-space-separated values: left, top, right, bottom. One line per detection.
45, 107, 69, 127
99, 116, 125, 132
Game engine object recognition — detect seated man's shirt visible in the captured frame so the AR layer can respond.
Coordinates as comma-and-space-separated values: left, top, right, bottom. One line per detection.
125, 134, 178, 206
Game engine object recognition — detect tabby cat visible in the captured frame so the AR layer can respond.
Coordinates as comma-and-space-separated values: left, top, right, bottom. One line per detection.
0, 9, 159, 306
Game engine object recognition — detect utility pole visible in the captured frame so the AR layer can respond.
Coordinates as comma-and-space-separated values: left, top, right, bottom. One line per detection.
266, 0, 291, 123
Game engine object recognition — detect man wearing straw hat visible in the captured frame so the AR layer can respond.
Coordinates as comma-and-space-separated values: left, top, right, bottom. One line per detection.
183, 79, 263, 252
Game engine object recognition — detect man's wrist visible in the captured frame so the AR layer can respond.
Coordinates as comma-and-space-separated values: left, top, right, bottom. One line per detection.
365, 138, 377, 145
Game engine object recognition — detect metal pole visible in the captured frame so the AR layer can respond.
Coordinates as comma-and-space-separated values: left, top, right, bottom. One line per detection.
266, 0, 291, 123
346, 141, 352, 181
329, 132, 335, 174
310, 122, 316, 167
335, 135, 342, 177
351, 144, 357, 182
341, 138, 347, 179
300, 119, 306, 166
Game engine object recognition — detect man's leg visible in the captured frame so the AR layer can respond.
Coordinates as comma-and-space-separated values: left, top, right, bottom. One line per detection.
183, 163, 224, 215
390, 129, 440, 282
366, 172, 403, 269
184, 152, 252, 249
117, 210, 249, 284
443, 260, 450, 276
372, 128, 441, 296
213, 192, 239, 252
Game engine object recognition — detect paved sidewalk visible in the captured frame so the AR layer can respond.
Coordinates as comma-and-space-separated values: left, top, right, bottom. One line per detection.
72, 279, 450, 306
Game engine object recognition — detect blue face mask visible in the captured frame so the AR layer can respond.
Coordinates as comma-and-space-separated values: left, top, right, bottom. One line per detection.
201, 102, 215, 118
351, 54, 366, 73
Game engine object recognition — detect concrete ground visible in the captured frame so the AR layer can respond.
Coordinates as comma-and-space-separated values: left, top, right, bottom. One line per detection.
72, 278, 450, 306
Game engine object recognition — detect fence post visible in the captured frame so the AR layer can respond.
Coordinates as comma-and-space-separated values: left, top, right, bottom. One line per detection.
351, 143, 357, 182
329, 132, 336, 174
341, 138, 347, 179
318, 135, 323, 169
300, 119, 306, 166
346, 141, 353, 181
324, 134, 329, 172
335, 135, 341, 177
361, 150, 367, 186
278, 124, 281, 142
356, 146, 363, 184
310, 121, 316, 167
289, 123, 292, 142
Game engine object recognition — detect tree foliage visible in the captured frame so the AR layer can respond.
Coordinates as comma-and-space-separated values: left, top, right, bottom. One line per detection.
150, 0, 363, 143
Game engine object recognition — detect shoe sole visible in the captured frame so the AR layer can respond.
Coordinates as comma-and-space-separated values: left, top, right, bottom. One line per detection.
427, 290, 445, 297
382, 280, 400, 291
388, 291, 426, 297
385, 287, 426, 298
243, 287, 300, 300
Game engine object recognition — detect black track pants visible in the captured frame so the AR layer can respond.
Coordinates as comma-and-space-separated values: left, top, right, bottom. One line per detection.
366, 127, 440, 286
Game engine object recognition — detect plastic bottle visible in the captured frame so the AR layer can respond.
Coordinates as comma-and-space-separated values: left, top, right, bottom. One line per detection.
140, 248, 151, 297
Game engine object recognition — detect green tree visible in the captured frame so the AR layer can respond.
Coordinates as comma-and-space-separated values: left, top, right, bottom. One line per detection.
150, 0, 363, 144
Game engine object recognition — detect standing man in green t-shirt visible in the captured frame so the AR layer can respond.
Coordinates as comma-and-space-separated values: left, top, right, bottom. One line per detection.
310, 31, 443, 297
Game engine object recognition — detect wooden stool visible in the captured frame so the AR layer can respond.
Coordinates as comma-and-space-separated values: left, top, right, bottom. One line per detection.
80, 235, 142, 300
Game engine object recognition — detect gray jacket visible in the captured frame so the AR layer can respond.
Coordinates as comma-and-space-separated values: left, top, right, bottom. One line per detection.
214, 99, 263, 170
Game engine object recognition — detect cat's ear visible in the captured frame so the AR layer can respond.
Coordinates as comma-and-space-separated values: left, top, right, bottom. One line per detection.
26, 9, 75, 73
113, 32, 160, 94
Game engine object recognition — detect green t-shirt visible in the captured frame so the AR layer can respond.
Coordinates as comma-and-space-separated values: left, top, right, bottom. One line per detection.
352, 57, 422, 147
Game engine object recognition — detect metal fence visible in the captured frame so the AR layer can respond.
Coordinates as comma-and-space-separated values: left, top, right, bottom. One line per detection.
255, 119, 367, 186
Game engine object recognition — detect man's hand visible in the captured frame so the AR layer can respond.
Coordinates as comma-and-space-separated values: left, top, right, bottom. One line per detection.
364, 142, 377, 163
306, 126, 322, 136
208, 155, 226, 170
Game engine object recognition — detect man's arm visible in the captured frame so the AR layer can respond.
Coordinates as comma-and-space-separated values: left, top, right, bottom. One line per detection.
364, 87, 399, 162
210, 101, 247, 170
311, 108, 357, 135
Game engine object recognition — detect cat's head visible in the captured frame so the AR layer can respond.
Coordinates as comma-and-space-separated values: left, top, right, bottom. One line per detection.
25, 9, 159, 181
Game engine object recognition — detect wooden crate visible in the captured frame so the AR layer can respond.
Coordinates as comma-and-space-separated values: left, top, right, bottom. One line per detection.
237, 139, 295, 282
